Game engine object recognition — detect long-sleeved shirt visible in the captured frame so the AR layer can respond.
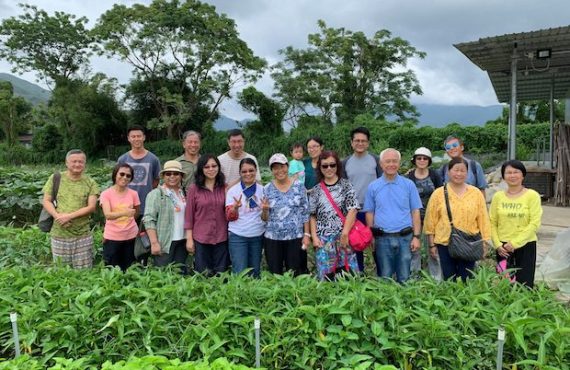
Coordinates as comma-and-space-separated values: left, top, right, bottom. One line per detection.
423, 185, 491, 246
489, 189, 542, 249
184, 184, 228, 245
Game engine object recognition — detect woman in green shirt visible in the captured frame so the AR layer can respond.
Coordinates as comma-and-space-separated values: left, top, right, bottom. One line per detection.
303, 136, 324, 192
490, 160, 542, 288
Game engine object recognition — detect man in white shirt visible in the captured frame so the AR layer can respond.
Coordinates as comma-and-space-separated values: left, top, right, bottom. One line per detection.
217, 129, 261, 186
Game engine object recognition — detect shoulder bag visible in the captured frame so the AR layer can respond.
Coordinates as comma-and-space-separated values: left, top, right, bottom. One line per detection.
38, 171, 61, 232
133, 220, 151, 259
443, 184, 484, 261
319, 182, 372, 252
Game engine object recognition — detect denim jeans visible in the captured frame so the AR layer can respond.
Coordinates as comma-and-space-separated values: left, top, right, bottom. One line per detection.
228, 232, 263, 278
375, 234, 412, 283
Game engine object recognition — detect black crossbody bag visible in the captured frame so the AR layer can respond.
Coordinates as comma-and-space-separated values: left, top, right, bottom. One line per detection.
443, 184, 484, 262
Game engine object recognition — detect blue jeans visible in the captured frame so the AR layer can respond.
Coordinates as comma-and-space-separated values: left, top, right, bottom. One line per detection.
228, 232, 263, 278
375, 234, 412, 283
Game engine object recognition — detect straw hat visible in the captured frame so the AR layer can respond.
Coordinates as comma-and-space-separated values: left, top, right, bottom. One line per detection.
160, 160, 185, 176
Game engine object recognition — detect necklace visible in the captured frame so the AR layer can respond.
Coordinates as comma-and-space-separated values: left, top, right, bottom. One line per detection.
507, 187, 525, 196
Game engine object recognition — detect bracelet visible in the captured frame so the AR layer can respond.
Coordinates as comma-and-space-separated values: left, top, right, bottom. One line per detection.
429, 245, 436, 249
303, 232, 311, 238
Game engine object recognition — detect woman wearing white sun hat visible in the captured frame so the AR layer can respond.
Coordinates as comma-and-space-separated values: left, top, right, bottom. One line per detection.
406, 147, 443, 280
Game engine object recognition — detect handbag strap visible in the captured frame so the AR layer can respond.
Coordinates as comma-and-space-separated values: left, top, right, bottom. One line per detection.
52, 171, 61, 201
319, 181, 346, 223
443, 184, 454, 227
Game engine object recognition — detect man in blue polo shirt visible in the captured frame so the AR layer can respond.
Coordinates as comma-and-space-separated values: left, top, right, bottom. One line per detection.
363, 148, 422, 283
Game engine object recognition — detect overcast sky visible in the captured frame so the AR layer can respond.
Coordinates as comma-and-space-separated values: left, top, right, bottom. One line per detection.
1, 0, 570, 119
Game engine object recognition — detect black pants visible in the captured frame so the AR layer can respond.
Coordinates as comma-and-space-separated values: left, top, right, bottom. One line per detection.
194, 240, 229, 276
264, 237, 308, 276
496, 241, 536, 288
103, 238, 136, 272
153, 239, 189, 275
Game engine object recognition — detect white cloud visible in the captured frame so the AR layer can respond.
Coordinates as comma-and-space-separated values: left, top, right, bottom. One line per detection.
2, 0, 570, 116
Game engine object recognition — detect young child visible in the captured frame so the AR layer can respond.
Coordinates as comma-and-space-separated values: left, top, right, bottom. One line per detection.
288, 143, 305, 183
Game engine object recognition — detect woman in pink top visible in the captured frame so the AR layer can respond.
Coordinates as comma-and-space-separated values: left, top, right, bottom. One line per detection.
100, 163, 140, 271
185, 154, 229, 276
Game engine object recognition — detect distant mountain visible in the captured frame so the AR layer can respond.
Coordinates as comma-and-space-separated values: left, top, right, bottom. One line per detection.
0, 72, 503, 128
415, 103, 503, 127
214, 104, 504, 131
213, 116, 252, 131
0, 73, 50, 105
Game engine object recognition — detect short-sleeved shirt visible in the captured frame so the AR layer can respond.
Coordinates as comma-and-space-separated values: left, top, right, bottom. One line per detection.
43, 172, 99, 238
175, 154, 199, 190
226, 182, 265, 237
217, 151, 261, 185
343, 153, 381, 206
363, 174, 422, 232
117, 151, 161, 213
184, 184, 227, 245
411, 176, 435, 220
288, 159, 305, 184
100, 187, 140, 241
309, 179, 359, 236
263, 180, 309, 240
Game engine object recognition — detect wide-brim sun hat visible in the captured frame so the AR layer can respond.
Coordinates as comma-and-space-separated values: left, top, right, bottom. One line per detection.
160, 160, 185, 176
268, 153, 288, 167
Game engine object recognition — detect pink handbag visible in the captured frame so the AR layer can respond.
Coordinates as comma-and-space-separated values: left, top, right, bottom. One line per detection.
320, 182, 372, 252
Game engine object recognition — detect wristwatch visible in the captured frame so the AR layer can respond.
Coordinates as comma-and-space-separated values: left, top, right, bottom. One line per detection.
413, 234, 421, 239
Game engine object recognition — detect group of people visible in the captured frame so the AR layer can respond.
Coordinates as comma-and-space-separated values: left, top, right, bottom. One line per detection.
42, 126, 542, 286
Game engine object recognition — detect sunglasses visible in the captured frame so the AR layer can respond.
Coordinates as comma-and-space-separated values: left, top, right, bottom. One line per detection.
444, 142, 460, 150
118, 172, 132, 179
163, 171, 181, 177
321, 163, 337, 169
204, 164, 218, 169
415, 156, 429, 161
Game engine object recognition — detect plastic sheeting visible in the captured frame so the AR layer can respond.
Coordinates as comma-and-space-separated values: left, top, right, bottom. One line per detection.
537, 228, 570, 293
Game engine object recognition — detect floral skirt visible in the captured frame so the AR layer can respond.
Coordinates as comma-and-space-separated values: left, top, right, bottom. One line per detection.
315, 233, 359, 281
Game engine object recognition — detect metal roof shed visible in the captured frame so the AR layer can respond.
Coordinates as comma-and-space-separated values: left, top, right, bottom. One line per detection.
455, 26, 570, 162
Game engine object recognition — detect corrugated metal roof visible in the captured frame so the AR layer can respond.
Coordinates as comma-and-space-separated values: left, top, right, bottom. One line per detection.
455, 26, 570, 102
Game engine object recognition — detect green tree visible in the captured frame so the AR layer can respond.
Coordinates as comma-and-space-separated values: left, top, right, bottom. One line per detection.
238, 86, 285, 137
272, 20, 425, 125
488, 101, 565, 125
48, 76, 127, 156
125, 75, 216, 139
0, 81, 32, 146
94, 0, 266, 138
0, 4, 93, 86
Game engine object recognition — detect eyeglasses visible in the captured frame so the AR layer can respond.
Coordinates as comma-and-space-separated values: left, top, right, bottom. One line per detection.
241, 169, 256, 174
163, 172, 181, 177
415, 156, 429, 161
204, 164, 218, 169
118, 172, 132, 179
321, 163, 337, 169
444, 142, 460, 150
352, 139, 369, 144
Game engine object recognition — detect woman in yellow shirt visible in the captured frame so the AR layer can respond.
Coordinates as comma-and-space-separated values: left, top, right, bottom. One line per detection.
490, 160, 542, 288
424, 157, 491, 281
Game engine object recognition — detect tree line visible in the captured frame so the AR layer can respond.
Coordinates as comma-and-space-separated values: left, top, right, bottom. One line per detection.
0, 0, 560, 164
